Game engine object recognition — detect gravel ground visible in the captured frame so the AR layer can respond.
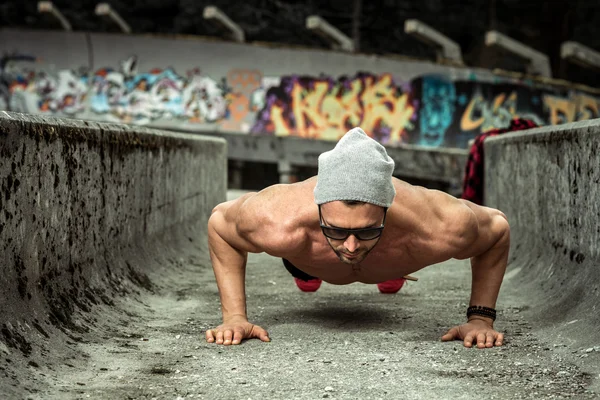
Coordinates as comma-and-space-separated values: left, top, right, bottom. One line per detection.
4, 239, 598, 400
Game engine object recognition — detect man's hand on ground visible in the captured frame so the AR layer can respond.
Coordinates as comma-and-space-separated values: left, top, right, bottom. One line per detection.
441, 318, 504, 348
205, 315, 270, 345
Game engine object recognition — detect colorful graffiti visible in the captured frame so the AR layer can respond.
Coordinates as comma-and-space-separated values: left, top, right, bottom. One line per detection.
251, 73, 600, 147
219, 69, 263, 132
1, 53, 37, 111
458, 89, 545, 134
419, 75, 456, 146
2, 53, 600, 148
91, 62, 230, 125
543, 93, 600, 125
251, 73, 416, 143
1, 55, 259, 129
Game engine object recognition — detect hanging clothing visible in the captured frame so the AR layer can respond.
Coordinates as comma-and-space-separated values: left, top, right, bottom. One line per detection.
461, 118, 539, 205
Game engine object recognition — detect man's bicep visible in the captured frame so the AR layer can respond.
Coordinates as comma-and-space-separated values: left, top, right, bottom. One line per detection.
456, 203, 509, 258
208, 201, 264, 254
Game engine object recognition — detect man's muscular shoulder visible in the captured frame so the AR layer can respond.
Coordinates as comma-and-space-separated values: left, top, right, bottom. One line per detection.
424, 188, 479, 247
223, 183, 310, 256
393, 181, 479, 258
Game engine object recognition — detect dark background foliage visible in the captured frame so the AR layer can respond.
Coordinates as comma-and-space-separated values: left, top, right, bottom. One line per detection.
1, 0, 599, 87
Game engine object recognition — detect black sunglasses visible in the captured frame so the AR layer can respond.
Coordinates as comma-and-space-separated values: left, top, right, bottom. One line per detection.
318, 206, 387, 241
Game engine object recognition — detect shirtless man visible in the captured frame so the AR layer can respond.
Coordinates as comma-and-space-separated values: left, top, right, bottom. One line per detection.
206, 127, 509, 349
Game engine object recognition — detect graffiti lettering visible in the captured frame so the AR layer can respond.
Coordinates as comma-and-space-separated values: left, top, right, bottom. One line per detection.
543, 93, 600, 125
253, 73, 415, 143
5, 56, 231, 126
461, 91, 517, 132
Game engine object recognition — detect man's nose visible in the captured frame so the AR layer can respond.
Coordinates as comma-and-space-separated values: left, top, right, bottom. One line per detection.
344, 235, 360, 252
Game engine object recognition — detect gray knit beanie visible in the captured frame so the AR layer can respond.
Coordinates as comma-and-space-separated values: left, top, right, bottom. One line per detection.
314, 127, 396, 207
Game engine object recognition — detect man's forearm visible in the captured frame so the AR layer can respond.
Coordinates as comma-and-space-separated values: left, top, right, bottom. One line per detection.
469, 224, 510, 315
208, 224, 249, 321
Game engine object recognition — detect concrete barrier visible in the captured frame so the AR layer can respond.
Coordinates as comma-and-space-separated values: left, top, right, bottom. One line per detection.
485, 119, 600, 348
0, 112, 226, 362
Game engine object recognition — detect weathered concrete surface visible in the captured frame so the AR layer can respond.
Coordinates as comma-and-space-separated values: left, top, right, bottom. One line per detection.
0, 112, 226, 398
485, 119, 600, 392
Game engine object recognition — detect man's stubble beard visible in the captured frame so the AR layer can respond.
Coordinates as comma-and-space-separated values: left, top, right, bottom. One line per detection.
328, 240, 379, 265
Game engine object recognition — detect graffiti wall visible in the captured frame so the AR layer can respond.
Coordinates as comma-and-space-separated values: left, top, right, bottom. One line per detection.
252, 74, 600, 147
2, 31, 599, 149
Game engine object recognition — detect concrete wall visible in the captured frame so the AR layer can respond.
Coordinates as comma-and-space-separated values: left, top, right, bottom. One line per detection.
2, 29, 600, 149
484, 119, 600, 345
0, 111, 226, 356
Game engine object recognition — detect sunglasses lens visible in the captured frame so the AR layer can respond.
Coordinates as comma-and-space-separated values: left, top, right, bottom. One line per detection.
322, 227, 348, 240
322, 227, 382, 240
355, 229, 382, 240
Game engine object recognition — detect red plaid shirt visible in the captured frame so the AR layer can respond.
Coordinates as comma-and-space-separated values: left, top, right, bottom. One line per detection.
461, 118, 539, 205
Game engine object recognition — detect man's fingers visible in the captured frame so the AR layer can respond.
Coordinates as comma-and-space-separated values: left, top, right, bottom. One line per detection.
252, 326, 271, 342
442, 323, 505, 349
485, 332, 495, 348
495, 332, 504, 346
256, 332, 270, 342
463, 333, 475, 348
206, 325, 271, 345
223, 330, 234, 345
260, 329, 271, 342
476, 333, 486, 348
215, 330, 224, 344
206, 329, 215, 343
232, 328, 244, 345
441, 327, 458, 342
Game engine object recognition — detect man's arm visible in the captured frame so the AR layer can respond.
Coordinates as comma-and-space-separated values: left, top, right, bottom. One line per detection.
208, 207, 250, 321
206, 195, 270, 345
468, 207, 510, 313
443, 201, 510, 348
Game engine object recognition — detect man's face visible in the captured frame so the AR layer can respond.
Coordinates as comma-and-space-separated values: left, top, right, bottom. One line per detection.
319, 202, 386, 265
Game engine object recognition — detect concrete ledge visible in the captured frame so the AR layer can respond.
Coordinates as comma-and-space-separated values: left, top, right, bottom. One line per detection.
561, 41, 600, 71
0, 112, 226, 357
484, 119, 600, 348
306, 15, 354, 52
485, 30, 552, 78
95, 3, 132, 34
404, 19, 463, 65
203, 5, 245, 43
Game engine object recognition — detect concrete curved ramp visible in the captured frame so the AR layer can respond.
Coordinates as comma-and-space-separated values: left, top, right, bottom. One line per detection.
1, 112, 599, 399
485, 119, 600, 395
